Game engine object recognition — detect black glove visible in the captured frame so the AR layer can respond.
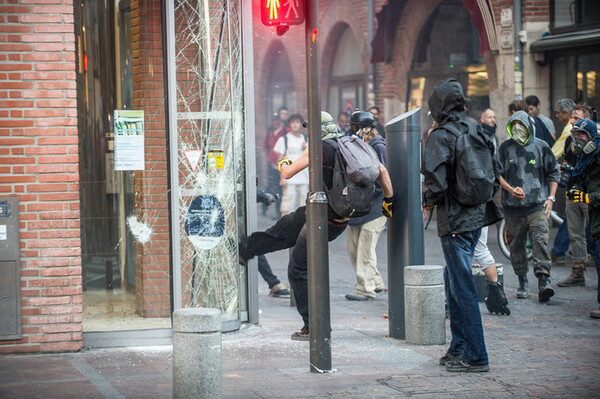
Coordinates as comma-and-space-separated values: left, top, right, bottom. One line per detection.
382, 196, 394, 218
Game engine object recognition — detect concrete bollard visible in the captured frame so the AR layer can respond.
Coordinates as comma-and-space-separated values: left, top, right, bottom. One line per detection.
173, 308, 222, 399
404, 265, 446, 345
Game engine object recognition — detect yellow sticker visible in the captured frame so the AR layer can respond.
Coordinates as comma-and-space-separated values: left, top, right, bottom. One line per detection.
208, 150, 224, 169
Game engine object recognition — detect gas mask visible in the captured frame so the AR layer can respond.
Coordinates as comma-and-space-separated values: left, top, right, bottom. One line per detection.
511, 123, 530, 146
571, 136, 597, 154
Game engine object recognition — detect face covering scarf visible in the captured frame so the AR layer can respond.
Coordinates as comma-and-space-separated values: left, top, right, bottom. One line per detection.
512, 123, 529, 146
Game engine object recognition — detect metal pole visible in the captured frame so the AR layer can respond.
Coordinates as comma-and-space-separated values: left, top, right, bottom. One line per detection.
385, 108, 424, 340
305, 0, 331, 373
514, 0, 523, 100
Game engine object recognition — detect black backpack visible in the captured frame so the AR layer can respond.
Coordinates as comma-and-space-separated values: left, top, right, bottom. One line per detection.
324, 139, 377, 218
440, 122, 497, 207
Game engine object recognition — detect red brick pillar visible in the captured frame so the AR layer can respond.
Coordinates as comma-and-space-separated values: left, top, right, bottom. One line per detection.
130, 0, 171, 317
0, 1, 82, 353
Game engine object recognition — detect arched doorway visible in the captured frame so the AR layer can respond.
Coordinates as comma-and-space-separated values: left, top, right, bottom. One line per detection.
407, 0, 489, 123
327, 26, 365, 116
265, 42, 297, 122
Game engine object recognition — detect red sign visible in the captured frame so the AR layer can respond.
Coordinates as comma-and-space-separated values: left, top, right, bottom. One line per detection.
261, 0, 305, 27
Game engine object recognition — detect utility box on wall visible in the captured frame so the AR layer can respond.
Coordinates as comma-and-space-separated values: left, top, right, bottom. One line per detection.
0, 197, 21, 340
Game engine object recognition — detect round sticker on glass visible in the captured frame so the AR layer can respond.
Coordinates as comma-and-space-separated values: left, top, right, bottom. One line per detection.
184, 195, 225, 249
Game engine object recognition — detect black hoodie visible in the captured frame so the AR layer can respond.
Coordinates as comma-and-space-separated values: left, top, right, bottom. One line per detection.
422, 79, 502, 236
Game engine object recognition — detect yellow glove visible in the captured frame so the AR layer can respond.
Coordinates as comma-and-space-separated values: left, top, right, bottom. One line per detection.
277, 158, 292, 173
566, 189, 589, 204
382, 196, 394, 218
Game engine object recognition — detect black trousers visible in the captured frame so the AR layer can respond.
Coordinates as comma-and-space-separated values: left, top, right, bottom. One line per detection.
245, 206, 347, 327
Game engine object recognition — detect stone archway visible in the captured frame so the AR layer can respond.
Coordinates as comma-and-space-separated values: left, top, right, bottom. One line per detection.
378, 0, 499, 117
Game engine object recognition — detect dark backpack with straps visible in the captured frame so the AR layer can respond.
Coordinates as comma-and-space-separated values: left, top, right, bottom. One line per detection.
439, 122, 497, 207
324, 138, 377, 218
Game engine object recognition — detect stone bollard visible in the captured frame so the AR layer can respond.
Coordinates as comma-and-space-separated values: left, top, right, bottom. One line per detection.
404, 265, 446, 345
173, 308, 222, 399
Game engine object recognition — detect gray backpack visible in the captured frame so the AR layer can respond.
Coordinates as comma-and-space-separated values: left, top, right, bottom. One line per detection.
324, 136, 380, 218
336, 135, 380, 185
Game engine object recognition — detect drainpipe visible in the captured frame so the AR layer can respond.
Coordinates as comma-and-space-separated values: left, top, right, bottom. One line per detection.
367, 0, 375, 106
514, 0, 523, 100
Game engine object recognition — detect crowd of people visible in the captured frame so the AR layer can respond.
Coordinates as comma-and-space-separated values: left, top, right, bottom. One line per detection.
250, 81, 599, 373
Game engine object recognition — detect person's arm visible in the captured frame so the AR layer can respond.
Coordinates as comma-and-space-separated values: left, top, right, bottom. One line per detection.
279, 146, 309, 179
544, 181, 558, 218
377, 163, 393, 198
378, 163, 394, 218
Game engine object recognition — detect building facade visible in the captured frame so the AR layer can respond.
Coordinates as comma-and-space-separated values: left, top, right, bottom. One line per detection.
1, 0, 598, 354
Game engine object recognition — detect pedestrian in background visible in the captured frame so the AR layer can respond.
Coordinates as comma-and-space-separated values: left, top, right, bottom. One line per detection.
263, 108, 288, 219
499, 111, 559, 303
475, 108, 510, 315
526, 95, 556, 138
345, 110, 387, 301
337, 111, 350, 135
558, 106, 595, 288
273, 113, 309, 216
422, 79, 502, 372
368, 106, 386, 138
563, 118, 600, 319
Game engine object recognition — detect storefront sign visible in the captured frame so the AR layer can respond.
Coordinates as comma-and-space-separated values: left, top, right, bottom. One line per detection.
114, 110, 145, 171
184, 195, 225, 249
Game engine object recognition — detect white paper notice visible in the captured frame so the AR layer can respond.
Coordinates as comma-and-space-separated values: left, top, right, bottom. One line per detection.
114, 110, 145, 171
0, 225, 6, 241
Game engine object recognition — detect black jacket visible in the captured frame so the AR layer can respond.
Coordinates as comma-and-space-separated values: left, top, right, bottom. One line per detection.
422, 79, 502, 237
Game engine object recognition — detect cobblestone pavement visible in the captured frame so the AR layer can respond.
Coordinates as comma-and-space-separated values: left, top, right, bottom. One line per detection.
1, 215, 599, 398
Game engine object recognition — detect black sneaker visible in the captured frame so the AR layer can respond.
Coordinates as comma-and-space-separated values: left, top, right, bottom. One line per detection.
439, 352, 463, 365
445, 359, 490, 372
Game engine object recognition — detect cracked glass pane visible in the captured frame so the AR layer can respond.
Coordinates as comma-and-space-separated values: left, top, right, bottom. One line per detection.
173, 0, 246, 320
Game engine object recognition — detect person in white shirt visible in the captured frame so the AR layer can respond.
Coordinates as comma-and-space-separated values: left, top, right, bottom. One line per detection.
273, 113, 309, 215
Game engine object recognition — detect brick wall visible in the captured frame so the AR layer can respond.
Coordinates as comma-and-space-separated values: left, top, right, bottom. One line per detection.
0, 0, 82, 353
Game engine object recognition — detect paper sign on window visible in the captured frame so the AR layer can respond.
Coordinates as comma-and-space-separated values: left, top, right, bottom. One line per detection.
114, 110, 145, 171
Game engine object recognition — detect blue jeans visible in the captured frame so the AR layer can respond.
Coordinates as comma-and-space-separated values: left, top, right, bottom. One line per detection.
441, 229, 488, 365
551, 215, 569, 258
258, 255, 280, 289
595, 240, 600, 305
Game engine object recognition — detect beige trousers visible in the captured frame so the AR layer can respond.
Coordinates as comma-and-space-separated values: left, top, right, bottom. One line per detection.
347, 216, 387, 297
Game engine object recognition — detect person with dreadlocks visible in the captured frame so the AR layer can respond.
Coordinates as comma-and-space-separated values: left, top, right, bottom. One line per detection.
344, 110, 388, 301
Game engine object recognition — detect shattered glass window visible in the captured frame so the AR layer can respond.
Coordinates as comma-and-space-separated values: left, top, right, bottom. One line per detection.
173, 0, 246, 320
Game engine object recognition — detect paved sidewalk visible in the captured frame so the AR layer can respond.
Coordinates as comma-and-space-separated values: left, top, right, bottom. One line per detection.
1, 218, 599, 398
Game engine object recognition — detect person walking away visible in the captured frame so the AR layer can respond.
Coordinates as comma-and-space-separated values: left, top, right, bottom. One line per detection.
498, 111, 560, 302
563, 118, 600, 318
344, 110, 387, 301
273, 113, 309, 216
476, 108, 510, 315
241, 111, 394, 340
422, 79, 502, 372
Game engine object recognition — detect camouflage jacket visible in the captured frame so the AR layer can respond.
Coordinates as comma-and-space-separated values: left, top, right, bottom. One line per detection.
498, 137, 560, 212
